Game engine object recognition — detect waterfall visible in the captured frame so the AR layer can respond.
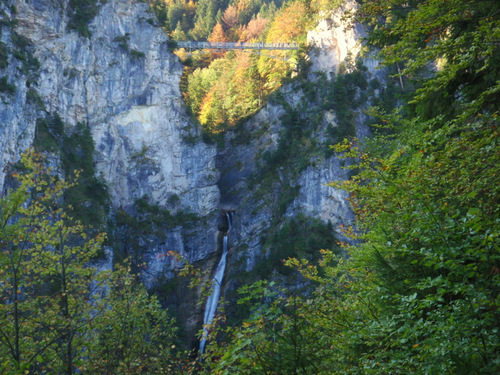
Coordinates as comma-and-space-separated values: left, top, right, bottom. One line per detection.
199, 212, 232, 355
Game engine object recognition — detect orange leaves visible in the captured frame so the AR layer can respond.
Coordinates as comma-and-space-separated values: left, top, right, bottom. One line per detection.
222, 5, 239, 30
239, 17, 268, 42
208, 23, 228, 43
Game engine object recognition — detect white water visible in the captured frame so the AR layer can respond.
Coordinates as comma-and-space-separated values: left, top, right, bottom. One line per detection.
199, 212, 232, 355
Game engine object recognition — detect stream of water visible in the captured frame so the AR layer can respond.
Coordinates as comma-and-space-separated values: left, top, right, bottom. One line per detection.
199, 212, 232, 355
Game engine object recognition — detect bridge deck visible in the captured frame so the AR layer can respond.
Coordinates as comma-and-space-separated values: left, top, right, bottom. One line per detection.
175, 41, 299, 51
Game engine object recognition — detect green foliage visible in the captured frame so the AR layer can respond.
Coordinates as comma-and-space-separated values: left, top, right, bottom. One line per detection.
326, 118, 499, 372
300, 60, 372, 145
11, 32, 29, 50
129, 48, 146, 59
189, 0, 227, 41
0, 151, 179, 374
83, 265, 179, 374
200, 278, 343, 374
259, 214, 337, 276
62, 122, 109, 229
33, 115, 109, 231
0, 8, 17, 28
67, 0, 103, 37
0, 151, 104, 373
33, 114, 65, 152
247, 92, 324, 213
357, 0, 500, 120
8, 31, 41, 75
26, 88, 44, 109
198, 0, 500, 372
113, 33, 146, 59
185, 51, 264, 137
0, 41, 9, 69
0, 75, 15, 95
113, 33, 130, 50
327, 65, 368, 140
149, 0, 169, 30
33, 119, 58, 152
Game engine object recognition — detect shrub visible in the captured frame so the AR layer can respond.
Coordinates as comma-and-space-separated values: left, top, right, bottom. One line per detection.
67, 0, 102, 37
130, 48, 146, 59
0, 76, 15, 95
0, 41, 9, 69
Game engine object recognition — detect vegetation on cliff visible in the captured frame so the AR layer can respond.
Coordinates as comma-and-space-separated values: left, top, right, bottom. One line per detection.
195, 0, 500, 373
151, 0, 344, 139
0, 0, 498, 373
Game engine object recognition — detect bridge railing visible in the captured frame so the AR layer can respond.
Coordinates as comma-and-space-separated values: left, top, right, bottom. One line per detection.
175, 41, 299, 51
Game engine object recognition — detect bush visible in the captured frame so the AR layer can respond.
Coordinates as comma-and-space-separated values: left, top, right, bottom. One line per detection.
0, 41, 9, 69
62, 122, 110, 228
67, 0, 102, 37
26, 88, 44, 109
34, 118, 58, 152
0, 76, 15, 95
130, 48, 146, 59
257, 214, 338, 277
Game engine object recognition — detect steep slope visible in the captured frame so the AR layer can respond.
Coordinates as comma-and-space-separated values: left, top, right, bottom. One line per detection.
1, 0, 391, 350
11, 0, 219, 215
216, 0, 390, 304
0, 1, 222, 344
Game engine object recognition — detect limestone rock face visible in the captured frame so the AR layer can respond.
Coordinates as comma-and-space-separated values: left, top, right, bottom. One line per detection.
0, 4, 38, 190
0, 0, 220, 289
12, 0, 219, 214
219, 4, 382, 280
218, 92, 357, 275
307, 0, 364, 75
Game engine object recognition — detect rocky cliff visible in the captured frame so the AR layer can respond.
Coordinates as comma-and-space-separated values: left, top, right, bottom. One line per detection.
1, 0, 220, 266
217, 0, 389, 305
0, 0, 389, 349
0, 0, 225, 346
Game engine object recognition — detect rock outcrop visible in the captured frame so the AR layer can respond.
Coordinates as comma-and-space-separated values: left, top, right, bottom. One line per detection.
12, 0, 219, 215
0, 0, 387, 349
0, 0, 225, 347
218, 0, 385, 293
307, 0, 364, 75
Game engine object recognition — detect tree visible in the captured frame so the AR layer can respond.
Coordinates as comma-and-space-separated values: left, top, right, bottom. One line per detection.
172, 21, 188, 41
83, 265, 178, 374
239, 17, 268, 42
222, 5, 239, 30
265, 1, 308, 43
258, 1, 309, 93
0, 150, 179, 374
190, 0, 225, 40
0, 150, 105, 373
198, 0, 500, 372
209, 22, 228, 43
200, 276, 350, 375
320, 0, 500, 371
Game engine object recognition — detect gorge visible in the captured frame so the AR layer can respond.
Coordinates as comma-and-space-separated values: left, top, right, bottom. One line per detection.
0, 0, 371, 348
1, 0, 497, 373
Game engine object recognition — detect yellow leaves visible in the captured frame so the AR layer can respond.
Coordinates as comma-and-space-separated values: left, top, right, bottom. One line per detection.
199, 88, 217, 127
266, 1, 308, 43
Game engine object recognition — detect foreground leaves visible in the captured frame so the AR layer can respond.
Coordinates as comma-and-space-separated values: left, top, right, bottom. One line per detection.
0, 150, 178, 374
199, 0, 499, 373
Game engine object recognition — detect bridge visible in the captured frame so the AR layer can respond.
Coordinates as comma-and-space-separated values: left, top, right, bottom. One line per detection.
175, 41, 300, 51
173, 41, 300, 61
